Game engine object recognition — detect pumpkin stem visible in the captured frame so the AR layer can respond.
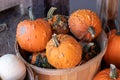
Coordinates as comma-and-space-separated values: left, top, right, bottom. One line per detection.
47, 7, 57, 19
52, 33, 59, 47
87, 43, 94, 48
88, 26, 95, 38
110, 64, 118, 79
28, 6, 35, 20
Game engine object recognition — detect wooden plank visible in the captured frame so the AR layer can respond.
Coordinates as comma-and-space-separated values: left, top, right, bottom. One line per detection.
0, 0, 21, 12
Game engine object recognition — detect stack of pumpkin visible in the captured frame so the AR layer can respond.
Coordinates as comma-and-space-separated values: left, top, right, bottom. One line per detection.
16, 7, 102, 69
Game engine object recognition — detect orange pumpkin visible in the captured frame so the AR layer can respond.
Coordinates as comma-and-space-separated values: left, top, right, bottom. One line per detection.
47, 7, 69, 34
46, 34, 82, 69
68, 9, 102, 41
93, 64, 120, 80
104, 29, 120, 68
16, 7, 52, 52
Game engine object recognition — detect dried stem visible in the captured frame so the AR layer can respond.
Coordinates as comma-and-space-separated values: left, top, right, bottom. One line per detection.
52, 33, 59, 47
88, 26, 95, 38
110, 64, 118, 79
28, 6, 34, 20
47, 7, 57, 19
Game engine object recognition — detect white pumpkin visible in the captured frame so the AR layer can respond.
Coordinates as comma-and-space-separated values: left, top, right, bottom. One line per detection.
0, 54, 26, 80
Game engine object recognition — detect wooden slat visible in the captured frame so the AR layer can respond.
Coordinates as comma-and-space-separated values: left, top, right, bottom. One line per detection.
0, 0, 21, 12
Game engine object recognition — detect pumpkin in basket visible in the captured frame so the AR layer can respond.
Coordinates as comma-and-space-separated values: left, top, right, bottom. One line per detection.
81, 42, 100, 61
93, 64, 120, 80
29, 51, 53, 68
16, 7, 52, 52
68, 9, 102, 42
47, 7, 69, 34
46, 34, 82, 69
104, 20, 120, 68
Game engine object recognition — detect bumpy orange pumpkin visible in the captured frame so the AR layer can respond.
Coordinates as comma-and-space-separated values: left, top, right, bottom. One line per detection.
68, 9, 102, 41
46, 34, 82, 68
47, 7, 69, 34
104, 29, 120, 68
16, 7, 52, 52
93, 64, 120, 80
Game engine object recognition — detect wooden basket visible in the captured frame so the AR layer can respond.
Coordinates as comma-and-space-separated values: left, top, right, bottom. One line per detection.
15, 31, 108, 80
24, 65, 35, 80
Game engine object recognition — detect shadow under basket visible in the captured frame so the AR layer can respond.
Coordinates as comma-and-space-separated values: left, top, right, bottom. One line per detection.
15, 31, 108, 80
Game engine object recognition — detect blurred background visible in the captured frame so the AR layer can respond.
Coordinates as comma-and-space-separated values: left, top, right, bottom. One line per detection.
69, 0, 97, 14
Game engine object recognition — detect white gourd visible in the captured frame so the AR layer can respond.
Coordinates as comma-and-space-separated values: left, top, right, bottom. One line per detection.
0, 54, 26, 80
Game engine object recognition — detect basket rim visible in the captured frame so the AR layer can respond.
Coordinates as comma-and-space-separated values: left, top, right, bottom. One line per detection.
15, 30, 108, 75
